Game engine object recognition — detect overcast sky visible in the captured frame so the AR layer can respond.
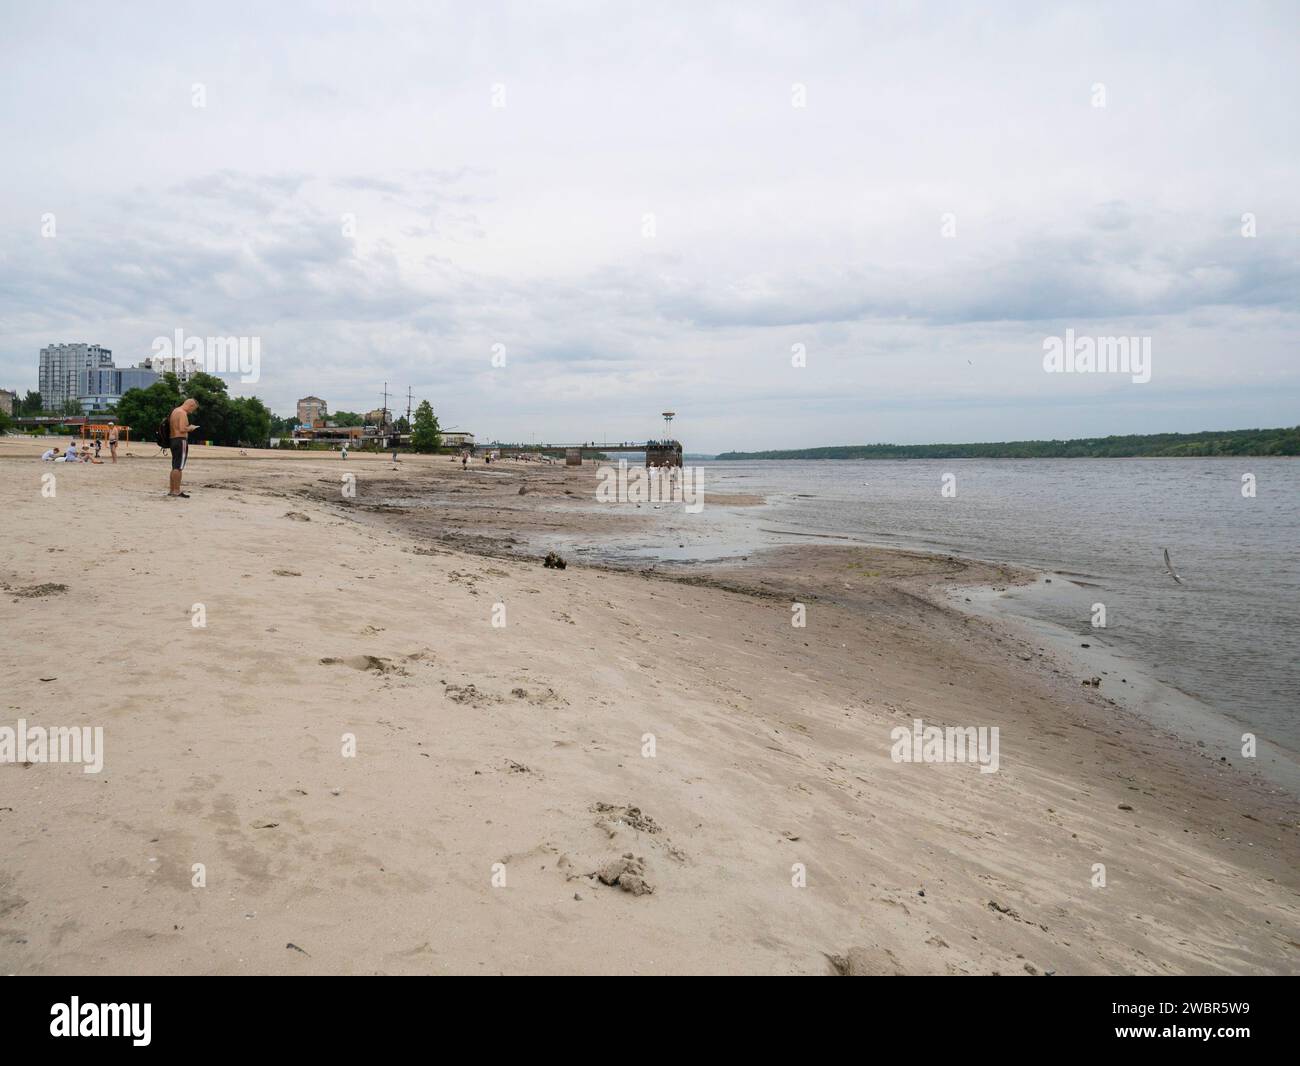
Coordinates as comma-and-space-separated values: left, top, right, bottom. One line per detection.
1, 0, 1296, 451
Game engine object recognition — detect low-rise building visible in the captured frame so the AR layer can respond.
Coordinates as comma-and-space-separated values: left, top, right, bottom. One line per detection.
76, 366, 161, 412
294, 424, 368, 442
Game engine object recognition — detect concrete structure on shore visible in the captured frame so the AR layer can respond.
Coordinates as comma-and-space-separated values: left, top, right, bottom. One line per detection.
644, 440, 684, 468
0, 388, 13, 416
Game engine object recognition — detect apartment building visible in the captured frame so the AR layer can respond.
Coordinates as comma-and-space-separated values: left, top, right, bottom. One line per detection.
39, 343, 113, 411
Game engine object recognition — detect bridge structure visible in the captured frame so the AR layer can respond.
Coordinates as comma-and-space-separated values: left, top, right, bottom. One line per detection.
479, 440, 683, 467
480, 413, 683, 467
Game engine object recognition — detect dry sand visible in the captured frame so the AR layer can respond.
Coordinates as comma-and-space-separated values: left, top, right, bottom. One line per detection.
1, 436, 1296, 974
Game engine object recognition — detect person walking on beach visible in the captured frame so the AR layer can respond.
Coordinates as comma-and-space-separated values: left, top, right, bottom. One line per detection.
108, 427, 118, 463
167, 398, 199, 498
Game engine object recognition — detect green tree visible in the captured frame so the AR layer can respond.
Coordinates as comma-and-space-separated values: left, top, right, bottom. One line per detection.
116, 376, 184, 443
116, 371, 287, 448
180, 372, 235, 445
411, 400, 441, 453
175, 373, 273, 447
715, 426, 1300, 460
230, 395, 272, 446
22, 390, 42, 416
0, 406, 11, 434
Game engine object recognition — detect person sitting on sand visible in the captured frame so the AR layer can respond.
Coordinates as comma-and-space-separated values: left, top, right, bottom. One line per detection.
41, 447, 60, 461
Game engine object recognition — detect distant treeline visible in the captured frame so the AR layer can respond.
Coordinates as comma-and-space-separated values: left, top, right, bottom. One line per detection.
716, 427, 1300, 460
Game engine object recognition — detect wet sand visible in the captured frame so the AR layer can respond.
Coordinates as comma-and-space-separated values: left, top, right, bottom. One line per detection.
1, 437, 1296, 974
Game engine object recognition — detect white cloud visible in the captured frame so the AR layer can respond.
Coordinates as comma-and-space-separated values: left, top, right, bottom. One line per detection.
1, 0, 1297, 449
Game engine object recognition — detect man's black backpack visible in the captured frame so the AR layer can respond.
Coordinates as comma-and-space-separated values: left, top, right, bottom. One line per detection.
156, 415, 172, 449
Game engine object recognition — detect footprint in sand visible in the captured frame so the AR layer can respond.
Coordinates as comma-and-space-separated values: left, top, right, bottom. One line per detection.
3, 582, 68, 599
826, 945, 905, 976
443, 683, 498, 706
592, 802, 661, 835
320, 655, 407, 675
510, 686, 568, 707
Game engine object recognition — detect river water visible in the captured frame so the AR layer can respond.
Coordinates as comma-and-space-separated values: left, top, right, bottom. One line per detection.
697, 458, 1299, 760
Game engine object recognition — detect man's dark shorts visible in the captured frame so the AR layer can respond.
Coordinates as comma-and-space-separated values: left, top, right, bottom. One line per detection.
169, 437, 188, 471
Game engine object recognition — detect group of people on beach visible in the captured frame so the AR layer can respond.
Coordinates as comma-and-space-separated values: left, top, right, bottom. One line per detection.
457, 450, 508, 466
41, 429, 118, 464
36, 398, 199, 500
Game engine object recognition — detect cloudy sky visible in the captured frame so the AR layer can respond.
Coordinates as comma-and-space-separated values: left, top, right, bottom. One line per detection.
1, 0, 1296, 451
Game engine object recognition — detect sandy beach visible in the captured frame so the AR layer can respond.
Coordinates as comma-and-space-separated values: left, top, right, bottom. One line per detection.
1, 436, 1296, 975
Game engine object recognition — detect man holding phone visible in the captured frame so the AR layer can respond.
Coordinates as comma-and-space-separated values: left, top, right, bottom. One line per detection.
167, 397, 199, 498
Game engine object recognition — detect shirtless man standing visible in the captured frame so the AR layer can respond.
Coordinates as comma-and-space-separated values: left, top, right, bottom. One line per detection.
167, 398, 199, 498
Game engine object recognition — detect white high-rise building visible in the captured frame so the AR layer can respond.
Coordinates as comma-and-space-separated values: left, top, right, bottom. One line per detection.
39, 343, 113, 411
138, 354, 203, 383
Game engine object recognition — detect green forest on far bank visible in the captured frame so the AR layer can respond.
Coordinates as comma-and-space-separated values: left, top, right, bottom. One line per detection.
716, 426, 1300, 460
